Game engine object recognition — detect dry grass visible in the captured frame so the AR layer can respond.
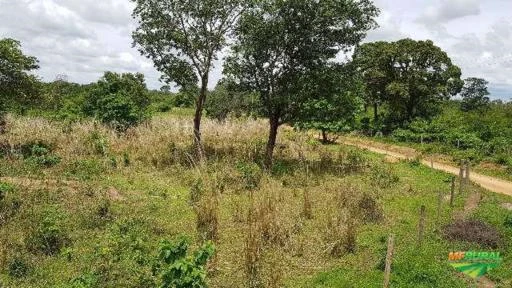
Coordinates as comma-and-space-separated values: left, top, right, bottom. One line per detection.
0, 113, 391, 287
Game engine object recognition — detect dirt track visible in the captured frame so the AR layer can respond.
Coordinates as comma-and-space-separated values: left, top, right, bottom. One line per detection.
342, 138, 512, 198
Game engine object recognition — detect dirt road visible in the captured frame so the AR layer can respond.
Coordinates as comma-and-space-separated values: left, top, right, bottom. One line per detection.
342, 138, 512, 198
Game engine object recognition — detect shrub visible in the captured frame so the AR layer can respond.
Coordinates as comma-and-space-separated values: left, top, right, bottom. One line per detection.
8, 256, 30, 278
27, 207, 70, 256
236, 162, 262, 191
154, 236, 215, 288
369, 164, 399, 188
504, 214, 512, 229
357, 194, 383, 223
86, 130, 108, 156
84, 72, 149, 132
0, 181, 14, 202
442, 220, 502, 248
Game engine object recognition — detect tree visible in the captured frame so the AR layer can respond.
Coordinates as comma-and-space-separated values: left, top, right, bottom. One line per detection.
84, 72, 149, 132
294, 64, 363, 143
460, 77, 490, 112
354, 39, 463, 130
0, 38, 40, 131
353, 41, 394, 124
205, 80, 260, 122
225, 0, 379, 167
131, 0, 246, 159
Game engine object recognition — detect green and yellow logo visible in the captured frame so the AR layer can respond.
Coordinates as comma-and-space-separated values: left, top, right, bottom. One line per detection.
448, 251, 502, 279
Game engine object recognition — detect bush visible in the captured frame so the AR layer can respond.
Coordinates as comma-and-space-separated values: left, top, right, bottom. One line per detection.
442, 220, 502, 248
369, 164, 399, 188
236, 162, 262, 191
8, 256, 30, 278
154, 236, 215, 288
84, 72, 149, 132
27, 207, 70, 256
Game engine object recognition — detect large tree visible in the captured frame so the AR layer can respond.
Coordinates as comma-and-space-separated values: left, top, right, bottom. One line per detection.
294, 64, 364, 143
460, 77, 490, 112
225, 0, 379, 167
354, 39, 463, 130
0, 38, 40, 131
131, 0, 246, 159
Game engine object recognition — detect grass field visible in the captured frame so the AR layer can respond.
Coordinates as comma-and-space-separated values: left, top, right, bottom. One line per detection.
0, 113, 511, 287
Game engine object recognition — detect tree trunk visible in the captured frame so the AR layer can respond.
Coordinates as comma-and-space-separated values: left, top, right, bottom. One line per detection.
264, 116, 280, 169
321, 130, 328, 144
373, 102, 378, 123
194, 74, 208, 161
0, 113, 6, 134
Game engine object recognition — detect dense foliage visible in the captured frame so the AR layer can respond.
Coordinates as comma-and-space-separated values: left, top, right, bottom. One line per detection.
354, 39, 463, 132
225, 0, 379, 166
0, 38, 40, 128
391, 101, 512, 169
84, 72, 150, 132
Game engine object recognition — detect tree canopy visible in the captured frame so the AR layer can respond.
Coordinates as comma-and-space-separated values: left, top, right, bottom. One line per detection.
460, 77, 490, 112
0, 38, 40, 119
354, 39, 463, 131
294, 64, 364, 143
225, 0, 379, 166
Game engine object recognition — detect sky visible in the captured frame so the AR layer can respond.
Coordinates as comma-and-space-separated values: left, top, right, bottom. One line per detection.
1, 0, 511, 100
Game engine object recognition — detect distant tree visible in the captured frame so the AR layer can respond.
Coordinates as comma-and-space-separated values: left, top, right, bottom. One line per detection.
354, 39, 463, 130
132, 0, 246, 159
84, 72, 149, 132
353, 41, 394, 123
225, 0, 379, 167
460, 77, 490, 112
205, 80, 260, 122
0, 38, 40, 131
160, 85, 171, 93
294, 64, 363, 143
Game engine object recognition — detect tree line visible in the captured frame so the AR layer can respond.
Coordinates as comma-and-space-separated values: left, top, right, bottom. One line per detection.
0, 0, 500, 168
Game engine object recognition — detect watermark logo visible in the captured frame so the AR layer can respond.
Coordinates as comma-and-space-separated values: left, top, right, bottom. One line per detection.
448, 251, 502, 279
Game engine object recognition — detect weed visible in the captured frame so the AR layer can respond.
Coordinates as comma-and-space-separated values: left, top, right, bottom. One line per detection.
369, 164, 399, 188
302, 188, 313, 220
357, 194, 383, 223
8, 256, 30, 278
27, 207, 70, 256
195, 193, 219, 242
236, 162, 262, 190
245, 205, 263, 288
504, 214, 512, 229
155, 236, 215, 288
123, 151, 130, 166
87, 130, 109, 156
189, 178, 203, 205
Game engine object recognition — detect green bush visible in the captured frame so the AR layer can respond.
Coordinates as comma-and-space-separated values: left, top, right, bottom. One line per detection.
27, 207, 70, 256
369, 164, 399, 188
236, 162, 262, 190
84, 72, 149, 132
154, 236, 215, 288
8, 256, 30, 278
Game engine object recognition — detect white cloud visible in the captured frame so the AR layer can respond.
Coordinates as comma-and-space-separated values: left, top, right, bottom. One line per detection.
0, 0, 511, 99
418, 0, 481, 24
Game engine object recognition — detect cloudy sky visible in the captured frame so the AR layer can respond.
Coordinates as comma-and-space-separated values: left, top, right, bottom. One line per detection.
1, 0, 511, 100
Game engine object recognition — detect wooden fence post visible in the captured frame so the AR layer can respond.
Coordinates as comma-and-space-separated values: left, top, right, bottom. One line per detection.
418, 205, 426, 247
450, 177, 455, 207
383, 234, 395, 288
465, 161, 470, 185
437, 191, 443, 225
458, 161, 465, 194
